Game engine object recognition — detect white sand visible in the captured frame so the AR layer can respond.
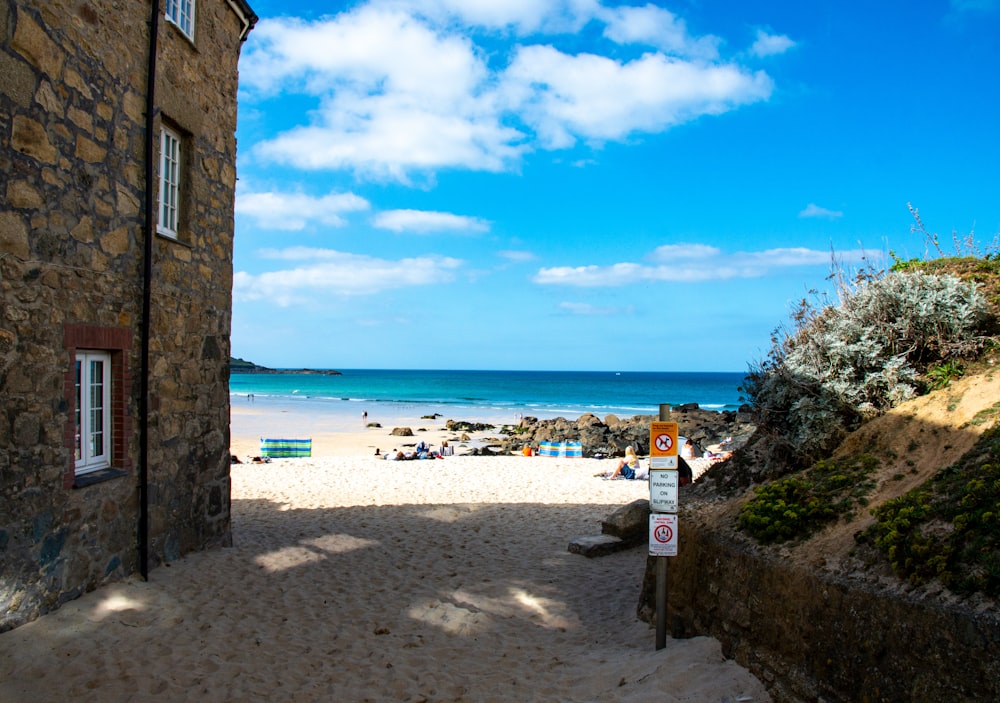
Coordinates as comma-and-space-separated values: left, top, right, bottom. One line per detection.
0, 411, 769, 702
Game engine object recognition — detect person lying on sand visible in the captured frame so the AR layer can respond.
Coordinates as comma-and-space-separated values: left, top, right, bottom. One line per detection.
603, 446, 640, 480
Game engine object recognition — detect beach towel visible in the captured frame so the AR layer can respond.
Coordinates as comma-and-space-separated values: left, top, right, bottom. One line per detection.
538, 440, 583, 458
259, 438, 312, 458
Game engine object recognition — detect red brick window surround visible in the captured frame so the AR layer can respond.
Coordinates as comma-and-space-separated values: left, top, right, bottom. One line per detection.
63, 324, 133, 488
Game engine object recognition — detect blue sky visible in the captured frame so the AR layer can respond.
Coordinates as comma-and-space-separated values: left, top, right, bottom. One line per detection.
231, 0, 1000, 372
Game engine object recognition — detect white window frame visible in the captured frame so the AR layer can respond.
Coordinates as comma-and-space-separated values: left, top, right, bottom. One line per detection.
75, 351, 111, 475
158, 126, 181, 238
165, 0, 196, 40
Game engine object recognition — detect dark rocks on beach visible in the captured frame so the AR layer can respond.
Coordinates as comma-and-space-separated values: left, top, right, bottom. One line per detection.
390, 427, 414, 436
497, 405, 755, 458
446, 420, 496, 432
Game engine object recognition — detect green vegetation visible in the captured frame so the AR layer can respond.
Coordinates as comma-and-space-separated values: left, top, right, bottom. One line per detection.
737, 454, 878, 543
864, 426, 1000, 597
731, 210, 1000, 600
230, 356, 259, 372
926, 359, 965, 390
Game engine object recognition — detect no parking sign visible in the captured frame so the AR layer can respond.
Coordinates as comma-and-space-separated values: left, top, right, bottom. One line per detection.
649, 514, 678, 556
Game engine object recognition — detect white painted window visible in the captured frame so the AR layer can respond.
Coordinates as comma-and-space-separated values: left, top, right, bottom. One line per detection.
165, 0, 196, 39
75, 351, 111, 475
158, 126, 181, 238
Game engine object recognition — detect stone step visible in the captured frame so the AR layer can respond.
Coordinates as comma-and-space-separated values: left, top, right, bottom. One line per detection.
568, 534, 635, 557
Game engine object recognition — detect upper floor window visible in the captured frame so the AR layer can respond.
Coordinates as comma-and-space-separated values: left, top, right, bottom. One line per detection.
75, 351, 111, 475
158, 126, 181, 238
165, 0, 196, 40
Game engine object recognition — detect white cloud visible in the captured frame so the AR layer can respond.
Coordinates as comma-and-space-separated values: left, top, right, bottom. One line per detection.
799, 203, 844, 219
558, 301, 631, 315
534, 261, 724, 286
501, 46, 773, 149
648, 243, 721, 261
234, 247, 463, 305
498, 249, 537, 262
600, 4, 720, 59
241, 3, 776, 181
235, 190, 370, 230
373, 0, 600, 34
533, 245, 871, 287
242, 8, 525, 180
750, 29, 796, 57
374, 209, 490, 233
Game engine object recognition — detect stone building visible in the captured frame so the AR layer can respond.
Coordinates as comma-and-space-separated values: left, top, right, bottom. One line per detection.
0, 0, 256, 631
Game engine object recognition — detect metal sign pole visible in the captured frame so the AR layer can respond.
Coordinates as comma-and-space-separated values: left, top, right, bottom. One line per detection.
656, 556, 667, 649
653, 406, 675, 651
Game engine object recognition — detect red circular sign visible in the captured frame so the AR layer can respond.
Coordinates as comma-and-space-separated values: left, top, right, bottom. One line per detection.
655, 434, 673, 452
653, 523, 674, 543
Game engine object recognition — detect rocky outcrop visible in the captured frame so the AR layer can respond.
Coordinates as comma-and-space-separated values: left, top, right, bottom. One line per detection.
229, 358, 342, 375
496, 405, 755, 457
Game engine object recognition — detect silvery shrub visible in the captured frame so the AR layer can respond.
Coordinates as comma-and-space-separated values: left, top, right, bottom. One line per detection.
742, 271, 990, 474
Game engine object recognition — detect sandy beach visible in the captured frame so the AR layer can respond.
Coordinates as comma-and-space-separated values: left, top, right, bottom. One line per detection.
0, 406, 769, 702
226, 396, 549, 461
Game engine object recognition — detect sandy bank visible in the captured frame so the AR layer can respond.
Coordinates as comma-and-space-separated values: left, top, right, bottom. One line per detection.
0, 453, 768, 702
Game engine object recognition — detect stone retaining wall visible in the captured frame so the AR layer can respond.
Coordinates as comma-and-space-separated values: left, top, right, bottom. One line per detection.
639, 522, 1000, 702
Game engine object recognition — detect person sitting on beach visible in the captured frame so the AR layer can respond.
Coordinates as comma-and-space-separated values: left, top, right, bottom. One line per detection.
680, 438, 697, 459
606, 446, 640, 480
415, 440, 438, 459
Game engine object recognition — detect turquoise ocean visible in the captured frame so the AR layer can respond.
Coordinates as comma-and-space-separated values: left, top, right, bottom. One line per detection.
230, 369, 747, 425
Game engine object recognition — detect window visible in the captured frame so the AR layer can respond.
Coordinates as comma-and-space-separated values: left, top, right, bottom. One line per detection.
158, 126, 181, 238
165, 0, 195, 39
64, 325, 132, 487
75, 351, 111, 475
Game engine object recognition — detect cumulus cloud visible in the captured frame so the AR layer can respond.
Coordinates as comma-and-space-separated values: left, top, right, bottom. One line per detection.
234, 247, 463, 305
242, 7, 524, 180
240, 2, 776, 181
600, 3, 720, 59
501, 46, 773, 149
533, 244, 869, 287
648, 243, 722, 261
235, 189, 370, 230
799, 203, 844, 219
374, 209, 490, 233
750, 29, 796, 57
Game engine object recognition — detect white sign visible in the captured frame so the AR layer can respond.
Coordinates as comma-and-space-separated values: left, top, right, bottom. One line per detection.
649, 469, 679, 512
649, 514, 678, 556
649, 456, 678, 469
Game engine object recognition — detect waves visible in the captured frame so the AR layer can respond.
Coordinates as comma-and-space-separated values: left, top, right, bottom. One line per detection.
230, 368, 746, 420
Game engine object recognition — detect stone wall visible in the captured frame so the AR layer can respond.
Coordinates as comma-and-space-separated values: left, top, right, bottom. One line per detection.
0, 0, 252, 631
638, 521, 1000, 702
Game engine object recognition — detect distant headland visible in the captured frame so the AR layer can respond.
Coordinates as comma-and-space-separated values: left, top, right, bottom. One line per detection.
230, 357, 342, 375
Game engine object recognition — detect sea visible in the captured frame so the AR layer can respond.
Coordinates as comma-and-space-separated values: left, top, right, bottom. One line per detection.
230, 369, 747, 426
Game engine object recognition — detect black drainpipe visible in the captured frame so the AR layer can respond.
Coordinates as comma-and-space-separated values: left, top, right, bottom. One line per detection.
139, 0, 161, 581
